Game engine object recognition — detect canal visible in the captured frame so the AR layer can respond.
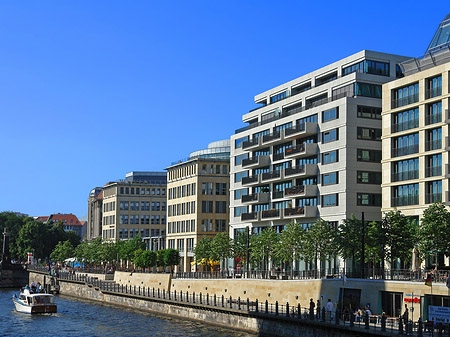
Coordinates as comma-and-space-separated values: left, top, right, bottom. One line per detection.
0, 289, 255, 337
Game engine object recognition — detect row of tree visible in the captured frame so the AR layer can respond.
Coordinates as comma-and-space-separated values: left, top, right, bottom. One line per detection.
194, 203, 450, 272
0, 212, 80, 261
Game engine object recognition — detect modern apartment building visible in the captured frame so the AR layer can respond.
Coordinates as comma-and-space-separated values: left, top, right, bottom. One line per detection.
166, 140, 230, 272
87, 187, 103, 241
101, 172, 167, 250
230, 50, 410, 270
381, 14, 450, 220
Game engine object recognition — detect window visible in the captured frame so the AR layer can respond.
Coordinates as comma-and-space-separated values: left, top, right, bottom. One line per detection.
215, 219, 226, 232
426, 128, 442, 151
392, 158, 419, 182
234, 188, 248, 200
270, 91, 286, 103
234, 206, 248, 217
392, 107, 419, 132
292, 82, 311, 95
357, 193, 381, 206
355, 83, 382, 98
322, 172, 338, 185
357, 149, 381, 162
235, 136, 248, 149
235, 171, 248, 183
216, 183, 227, 195
426, 75, 442, 99
392, 133, 419, 157
357, 171, 382, 184
392, 183, 419, 207
191, 219, 196, 232
202, 182, 213, 195
426, 180, 442, 204
322, 194, 338, 207
357, 105, 381, 119
215, 201, 227, 213
425, 102, 442, 125
322, 150, 338, 164
322, 107, 338, 122
392, 83, 419, 108
120, 187, 124, 194
222, 165, 227, 174
426, 154, 442, 177
201, 219, 214, 232
323, 129, 338, 143
343, 60, 389, 77
316, 72, 337, 86
202, 201, 214, 213
357, 127, 381, 141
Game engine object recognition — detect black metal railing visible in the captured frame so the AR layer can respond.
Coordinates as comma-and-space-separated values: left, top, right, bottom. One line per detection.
391, 195, 419, 207
242, 175, 258, 185
284, 207, 305, 216
284, 186, 305, 197
273, 152, 285, 161
262, 171, 280, 181
285, 144, 305, 156
261, 209, 279, 218
241, 212, 257, 221
242, 138, 259, 149
262, 131, 280, 143
284, 123, 306, 137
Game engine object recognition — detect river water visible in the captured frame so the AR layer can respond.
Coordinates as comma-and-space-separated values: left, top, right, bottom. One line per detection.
0, 289, 255, 337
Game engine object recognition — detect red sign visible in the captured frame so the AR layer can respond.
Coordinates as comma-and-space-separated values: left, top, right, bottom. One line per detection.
404, 297, 420, 303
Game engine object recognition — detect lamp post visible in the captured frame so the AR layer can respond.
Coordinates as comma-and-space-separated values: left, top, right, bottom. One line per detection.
361, 212, 365, 279
246, 226, 250, 277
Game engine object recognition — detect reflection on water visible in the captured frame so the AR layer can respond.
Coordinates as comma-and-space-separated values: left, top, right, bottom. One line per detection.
1, 289, 255, 337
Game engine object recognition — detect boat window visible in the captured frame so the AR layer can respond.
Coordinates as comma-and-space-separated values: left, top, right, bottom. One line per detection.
27, 297, 32, 305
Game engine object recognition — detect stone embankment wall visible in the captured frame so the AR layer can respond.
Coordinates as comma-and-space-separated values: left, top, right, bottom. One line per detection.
0, 269, 28, 288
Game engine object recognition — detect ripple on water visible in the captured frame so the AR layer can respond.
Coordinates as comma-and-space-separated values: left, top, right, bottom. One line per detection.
0, 289, 255, 337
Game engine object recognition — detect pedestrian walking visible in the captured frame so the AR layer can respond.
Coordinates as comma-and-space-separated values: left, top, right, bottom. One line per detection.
309, 298, 315, 320
326, 299, 333, 321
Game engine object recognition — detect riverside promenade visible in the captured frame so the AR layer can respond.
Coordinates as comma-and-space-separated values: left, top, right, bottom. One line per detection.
28, 266, 446, 336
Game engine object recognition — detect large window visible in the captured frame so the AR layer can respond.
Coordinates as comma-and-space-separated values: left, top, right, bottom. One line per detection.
201, 201, 213, 213
426, 180, 442, 204
392, 133, 419, 157
357, 171, 381, 184
322, 150, 338, 164
215, 183, 227, 195
357, 105, 381, 120
343, 60, 390, 76
322, 172, 338, 185
357, 127, 381, 141
323, 129, 338, 143
426, 75, 442, 99
392, 107, 419, 133
202, 182, 214, 195
235, 171, 248, 183
425, 128, 442, 151
270, 91, 286, 103
215, 201, 227, 213
355, 83, 382, 98
425, 102, 442, 125
235, 136, 248, 149
357, 149, 381, 162
357, 193, 381, 206
392, 158, 419, 182
392, 183, 419, 207
322, 194, 338, 207
234, 188, 248, 200
426, 154, 442, 177
392, 83, 419, 108
322, 107, 338, 122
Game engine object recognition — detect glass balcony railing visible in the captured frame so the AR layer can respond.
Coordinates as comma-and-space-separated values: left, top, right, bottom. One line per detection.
391, 170, 419, 182
425, 113, 442, 125
425, 139, 442, 151
391, 144, 419, 157
261, 209, 279, 219
425, 166, 442, 177
391, 195, 419, 207
426, 193, 442, 204
391, 93, 419, 109
391, 119, 419, 133
425, 86, 442, 99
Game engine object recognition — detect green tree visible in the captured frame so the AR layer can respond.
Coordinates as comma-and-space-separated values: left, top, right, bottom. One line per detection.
233, 230, 250, 269
0, 212, 29, 260
303, 219, 337, 275
419, 202, 450, 260
274, 221, 305, 273
210, 233, 233, 270
163, 248, 180, 271
50, 240, 74, 264
15, 219, 49, 260
337, 215, 363, 273
250, 227, 278, 271
156, 249, 165, 269
194, 237, 213, 264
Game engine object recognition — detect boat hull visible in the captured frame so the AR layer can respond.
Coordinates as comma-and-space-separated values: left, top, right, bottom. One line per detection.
12, 298, 57, 314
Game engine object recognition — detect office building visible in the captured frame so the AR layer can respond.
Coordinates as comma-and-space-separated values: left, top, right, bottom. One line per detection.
87, 187, 103, 241
166, 140, 230, 272
230, 50, 410, 270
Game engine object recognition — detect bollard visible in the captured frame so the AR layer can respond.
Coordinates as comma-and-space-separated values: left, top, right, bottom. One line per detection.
206, 293, 209, 305
275, 301, 279, 315
200, 292, 202, 304
152, 288, 155, 297
298, 304, 301, 318
322, 307, 326, 322
381, 313, 386, 332
286, 302, 289, 317
255, 299, 258, 312
168, 290, 171, 300
364, 311, 369, 329
214, 294, 216, 306
222, 295, 224, 307
158, 288, 160, 298
238, 297, 241, 310
163, 289, 165, 299
335, 309, 339, 325
139, 286, 140, 295
193, 292, 195, 303
247, 298, 250, 311
134, 285, 136, 295
230, 296, 232, 309
174, 291, 176, 301
265, 300, 268, 314
418, 317, 423, 337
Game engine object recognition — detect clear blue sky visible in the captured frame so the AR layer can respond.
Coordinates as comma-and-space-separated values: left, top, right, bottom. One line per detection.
0, 2, 448, 218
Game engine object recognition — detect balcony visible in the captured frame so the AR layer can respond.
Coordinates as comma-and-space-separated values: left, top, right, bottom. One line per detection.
391, 144, 419, 157
261, 209, 280, 219
284, 185, 318, 198
284, 122, 318, 139
262, 131, 281, 145
284, 164, 318, 178
241, 212, 259, 222
242, 155, 270, 168
425, 139, 441, 151
425, 166, 442, 178
391, 119, 419, 133
284, 206, 317, 219
272, 191, 284, 200
391, 195, 419, 207
285, 143, 318, 159
391, 170, 419, 182
272, 152, 285, 162
425, 86, 442, 99
242, 174, 260, 186
444, 110, 450, 123
425, 113, 442, 125
261, 170, 281, 182
426, 193, 442, 204
391, 93, 419, 109
242, 137, 261, 150
242, 193, 270, 205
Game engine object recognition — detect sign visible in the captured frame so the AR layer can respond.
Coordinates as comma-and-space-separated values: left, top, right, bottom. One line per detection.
429, 306, 450, 324
404, 297, 420, 303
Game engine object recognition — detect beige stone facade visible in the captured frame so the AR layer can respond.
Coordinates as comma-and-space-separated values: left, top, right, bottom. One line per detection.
101, 178, 167, 246
166, 157, 230, 272
381, 60, 450, 219
87, 187, 103, 241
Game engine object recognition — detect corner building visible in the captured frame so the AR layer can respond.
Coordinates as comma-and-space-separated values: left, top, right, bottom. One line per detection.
382, 15, 450, 224
101, 171, 167, 250
166, 140, 230, 272
230, 50, 409, 269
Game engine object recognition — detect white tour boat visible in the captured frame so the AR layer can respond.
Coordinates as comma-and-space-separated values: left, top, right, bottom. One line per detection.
12, 288, 57, 314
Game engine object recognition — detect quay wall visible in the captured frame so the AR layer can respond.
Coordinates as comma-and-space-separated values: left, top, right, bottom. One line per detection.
0, 268, 27, 288
50, 275, 384, 337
